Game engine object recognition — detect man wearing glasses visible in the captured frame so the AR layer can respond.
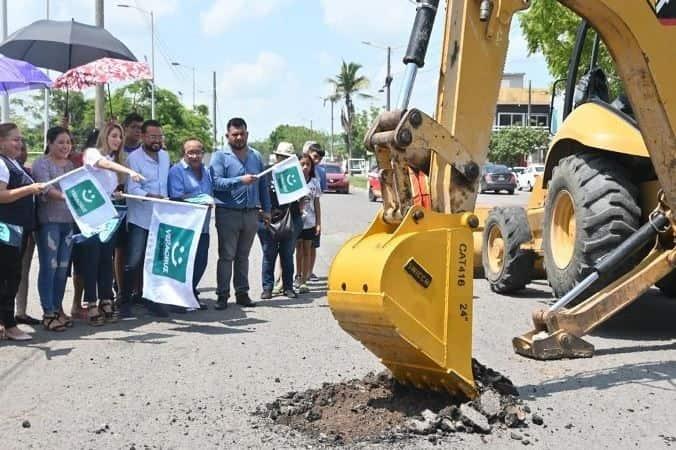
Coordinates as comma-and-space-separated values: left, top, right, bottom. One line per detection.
120, 120, 170, 318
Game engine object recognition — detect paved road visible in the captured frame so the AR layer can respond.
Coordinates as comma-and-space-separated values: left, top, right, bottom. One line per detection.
1, 189, 675, 449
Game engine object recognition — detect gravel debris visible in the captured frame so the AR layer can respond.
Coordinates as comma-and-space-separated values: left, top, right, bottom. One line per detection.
257, 359, 542, 445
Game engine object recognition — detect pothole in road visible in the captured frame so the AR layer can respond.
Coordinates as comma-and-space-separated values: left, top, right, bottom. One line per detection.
256, 359, 546, 446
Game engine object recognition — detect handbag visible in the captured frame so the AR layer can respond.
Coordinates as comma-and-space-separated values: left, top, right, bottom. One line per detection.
267, 208, 294, 241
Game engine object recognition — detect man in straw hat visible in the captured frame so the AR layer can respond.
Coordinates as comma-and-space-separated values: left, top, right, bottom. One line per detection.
257, 142, 302, 300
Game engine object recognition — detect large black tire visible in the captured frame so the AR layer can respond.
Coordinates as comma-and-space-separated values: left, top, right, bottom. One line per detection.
482, 207, 535, 293
543, 152, 642, 299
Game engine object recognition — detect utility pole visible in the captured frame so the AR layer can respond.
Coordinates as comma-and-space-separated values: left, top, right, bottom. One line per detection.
330, 100, 334, 159
94, 0, 105, 129
1, 0, 8, 122
212, 71, 217, 149
385, 46, 392, 111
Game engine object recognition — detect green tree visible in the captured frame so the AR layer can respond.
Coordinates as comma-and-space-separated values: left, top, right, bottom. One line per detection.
519, 1, 620, 94
488, 127, 550, 167
267, 124, 329, 158
350, 106, 382, 159
11, 81, 214, 161
327, 61, 371, 163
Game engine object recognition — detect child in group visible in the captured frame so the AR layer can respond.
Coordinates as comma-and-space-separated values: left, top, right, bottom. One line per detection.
296, 154, 321, 293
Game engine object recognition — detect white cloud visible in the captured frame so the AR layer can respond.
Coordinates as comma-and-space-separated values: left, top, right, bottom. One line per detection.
320, 0, 415, 40
219, 51, 288, 98
200, 0, 290, 36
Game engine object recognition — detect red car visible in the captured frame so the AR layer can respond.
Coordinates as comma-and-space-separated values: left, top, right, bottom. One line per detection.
367, 167, 382, 202
320, 163, 350, 194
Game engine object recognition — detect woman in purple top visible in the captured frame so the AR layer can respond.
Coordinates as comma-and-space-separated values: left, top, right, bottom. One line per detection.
32, 127, 76, 331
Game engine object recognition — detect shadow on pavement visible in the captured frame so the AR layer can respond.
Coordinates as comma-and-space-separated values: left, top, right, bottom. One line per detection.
519, 360, 676, 400
591, 289, 676, 341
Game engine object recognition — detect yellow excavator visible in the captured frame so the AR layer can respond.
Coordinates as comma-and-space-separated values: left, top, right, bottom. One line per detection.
327, 0, 676, 399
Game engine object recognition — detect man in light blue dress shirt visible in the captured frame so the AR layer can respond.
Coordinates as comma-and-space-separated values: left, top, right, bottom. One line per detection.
209, 118, 271, 309
121, 120, 170, 318
168, 138, 212, 310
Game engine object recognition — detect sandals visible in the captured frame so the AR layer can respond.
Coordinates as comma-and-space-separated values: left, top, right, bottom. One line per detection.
99, 300, 119, 323
58, 309, 74, 328
43, 314, 66, 332
87, 305, 105, 327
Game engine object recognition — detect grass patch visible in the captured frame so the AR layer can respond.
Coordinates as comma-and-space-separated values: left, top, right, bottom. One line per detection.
350, 175, 367, 190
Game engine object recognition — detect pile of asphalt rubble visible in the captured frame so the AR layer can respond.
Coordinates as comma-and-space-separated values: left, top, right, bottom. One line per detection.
258, 359, 545, 445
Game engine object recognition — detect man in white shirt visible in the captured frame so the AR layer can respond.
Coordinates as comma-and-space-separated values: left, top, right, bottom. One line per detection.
120, 120, 170, 318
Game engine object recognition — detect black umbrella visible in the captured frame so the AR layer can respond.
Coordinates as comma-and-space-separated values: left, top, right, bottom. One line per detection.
0, 19, 137, 73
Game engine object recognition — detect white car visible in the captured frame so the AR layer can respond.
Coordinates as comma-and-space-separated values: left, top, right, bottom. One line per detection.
518, 164, 545, 191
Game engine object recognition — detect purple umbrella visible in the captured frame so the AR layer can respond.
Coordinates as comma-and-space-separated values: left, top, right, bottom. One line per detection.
0, 55, 51, 94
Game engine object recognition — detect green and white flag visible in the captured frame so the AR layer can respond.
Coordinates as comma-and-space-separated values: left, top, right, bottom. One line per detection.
143, 201, 208, 309
0, 222, 22, 247
59, 167, 117, 235
271, 155, 309, 205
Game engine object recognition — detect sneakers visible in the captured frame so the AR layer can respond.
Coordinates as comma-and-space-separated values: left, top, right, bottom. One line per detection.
309, 273, 319, 281
260, 290, 272, 300
272, 281, 283, 296
284, 289, 298, 299
215, 296, 228, 310
298, 283, 310, 294
235, 292, 256, 307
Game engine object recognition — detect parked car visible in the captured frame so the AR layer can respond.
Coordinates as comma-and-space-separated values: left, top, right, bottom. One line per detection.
510, 166, 526, 189
320, 163, 350, 194
367, 167, 382, 202
480, 164, 517, 194
517, 164, 545, 191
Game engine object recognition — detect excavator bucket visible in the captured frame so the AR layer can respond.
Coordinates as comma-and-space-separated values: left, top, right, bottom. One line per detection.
328, 206, 478, 399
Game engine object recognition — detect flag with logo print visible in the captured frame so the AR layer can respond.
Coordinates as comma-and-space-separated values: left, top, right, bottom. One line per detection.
143, 201, 207, 309
271, 155, 309, 205
58, 167, 117, 235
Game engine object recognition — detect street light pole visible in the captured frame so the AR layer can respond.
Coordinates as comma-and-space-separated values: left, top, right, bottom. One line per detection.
362, 41, 395, 111
150, 10, 155, 119
117, 4, 155, 119
171, 61, 196, 109
1, 0, 9, 122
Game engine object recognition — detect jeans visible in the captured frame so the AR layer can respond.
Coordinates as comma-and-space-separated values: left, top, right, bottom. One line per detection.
36, 223, 73, 314
193, 233, 210, 292
215, 208, 258, 298
257, 215, 301, 292
121, 223, 148, 303
77, 236, 115, 304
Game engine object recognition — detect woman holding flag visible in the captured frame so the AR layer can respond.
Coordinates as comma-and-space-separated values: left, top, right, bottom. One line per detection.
78, 122, 143, 325
0, 123, 45, 340
32, 126, 76, 331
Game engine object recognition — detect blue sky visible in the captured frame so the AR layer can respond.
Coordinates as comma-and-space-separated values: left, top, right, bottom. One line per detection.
7, 0, 551, 141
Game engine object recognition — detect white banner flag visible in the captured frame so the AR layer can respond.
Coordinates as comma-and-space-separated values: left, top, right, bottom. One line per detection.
59, 167, 117, 235
143, 201, 207, 309
271, 155, 309, 205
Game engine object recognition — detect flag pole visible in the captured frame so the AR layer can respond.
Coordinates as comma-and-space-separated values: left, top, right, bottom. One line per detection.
42, 166, 87, 187
257, 155, 298, 178
121, 193, 210, 209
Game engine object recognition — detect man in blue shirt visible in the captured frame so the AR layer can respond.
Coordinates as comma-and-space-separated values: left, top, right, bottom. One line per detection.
210, 118, 271, 309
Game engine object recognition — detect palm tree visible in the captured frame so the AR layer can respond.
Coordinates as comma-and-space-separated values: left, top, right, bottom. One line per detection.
327, 61, 371, 165
322, 90, 341, 160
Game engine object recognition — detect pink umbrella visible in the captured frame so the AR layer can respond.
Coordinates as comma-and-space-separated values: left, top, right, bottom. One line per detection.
53, 57, 152, 118
53, 57, 151, 90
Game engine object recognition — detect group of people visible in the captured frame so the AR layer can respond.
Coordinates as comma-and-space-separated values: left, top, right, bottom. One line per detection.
0, 113, 326, 341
